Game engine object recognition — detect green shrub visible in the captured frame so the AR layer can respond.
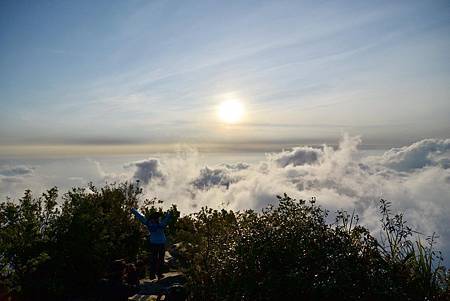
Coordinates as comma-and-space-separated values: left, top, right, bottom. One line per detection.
179, 195, 449, 300
0, 183, 147, 300
1, 184, 448, 300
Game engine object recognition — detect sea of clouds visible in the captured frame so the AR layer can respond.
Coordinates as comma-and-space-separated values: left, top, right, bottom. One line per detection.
1, 135, 449, 262
94, 135, 450, 262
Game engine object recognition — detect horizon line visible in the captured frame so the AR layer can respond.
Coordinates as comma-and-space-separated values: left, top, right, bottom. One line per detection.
0, 141, 411, 157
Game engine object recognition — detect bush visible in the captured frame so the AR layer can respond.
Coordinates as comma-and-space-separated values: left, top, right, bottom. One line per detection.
0, 182, 148, 300
178, 194, 449, 300
1, 184, 448, 300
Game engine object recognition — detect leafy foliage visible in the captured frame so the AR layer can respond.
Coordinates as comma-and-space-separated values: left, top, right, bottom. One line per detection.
377, 199, 448, 299
0, 183, 151, 300
1, 185, 449, 300
176, 195, 449, 300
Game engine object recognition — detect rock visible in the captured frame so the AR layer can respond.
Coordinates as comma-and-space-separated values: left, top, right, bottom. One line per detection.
128, 272, 187, 301
128, 295, 159, 301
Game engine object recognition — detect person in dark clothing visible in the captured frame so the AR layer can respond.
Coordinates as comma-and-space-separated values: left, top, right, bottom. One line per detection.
131, 208, 171, 280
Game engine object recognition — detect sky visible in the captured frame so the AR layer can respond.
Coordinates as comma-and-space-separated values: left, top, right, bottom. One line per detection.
1, 0, 449, 154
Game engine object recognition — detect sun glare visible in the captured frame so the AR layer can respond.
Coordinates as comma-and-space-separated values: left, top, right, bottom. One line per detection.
218, 100, 245, 124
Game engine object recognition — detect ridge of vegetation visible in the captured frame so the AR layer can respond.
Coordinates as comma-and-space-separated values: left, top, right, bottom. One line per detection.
0, 182, 448, 300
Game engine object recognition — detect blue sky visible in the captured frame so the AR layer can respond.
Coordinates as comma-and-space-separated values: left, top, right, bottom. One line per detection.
1, 0, 449, 152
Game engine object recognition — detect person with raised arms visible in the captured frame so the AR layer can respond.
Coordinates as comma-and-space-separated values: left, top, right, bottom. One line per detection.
131, 208, 171, 280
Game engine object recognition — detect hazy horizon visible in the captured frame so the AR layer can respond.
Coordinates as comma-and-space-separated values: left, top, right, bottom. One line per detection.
0, 138, 420, 158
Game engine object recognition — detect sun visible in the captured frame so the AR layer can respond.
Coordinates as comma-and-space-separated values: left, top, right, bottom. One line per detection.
217, 99, 245, 124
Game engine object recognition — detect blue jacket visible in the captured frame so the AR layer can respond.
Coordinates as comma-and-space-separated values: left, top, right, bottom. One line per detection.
131, 208, 171, 244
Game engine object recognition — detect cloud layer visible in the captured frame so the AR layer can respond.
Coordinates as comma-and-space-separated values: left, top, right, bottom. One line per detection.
0, 165, 34, 184
106, 136, 450, 261
1, 136, 449, 262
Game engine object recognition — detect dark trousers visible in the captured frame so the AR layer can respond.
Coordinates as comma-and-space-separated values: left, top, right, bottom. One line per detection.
149, 243, 165, 276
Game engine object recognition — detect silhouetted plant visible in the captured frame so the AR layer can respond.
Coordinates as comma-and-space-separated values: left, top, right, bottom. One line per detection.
179, 195, 448, 300
377, 199, 448, 299
1, 185, 449, 300
0, 188, 59, 299
0, 182, 150, 300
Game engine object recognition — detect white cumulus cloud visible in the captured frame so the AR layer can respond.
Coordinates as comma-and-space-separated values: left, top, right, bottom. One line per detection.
374, 138, 450, 172
92, 136, 450, 263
